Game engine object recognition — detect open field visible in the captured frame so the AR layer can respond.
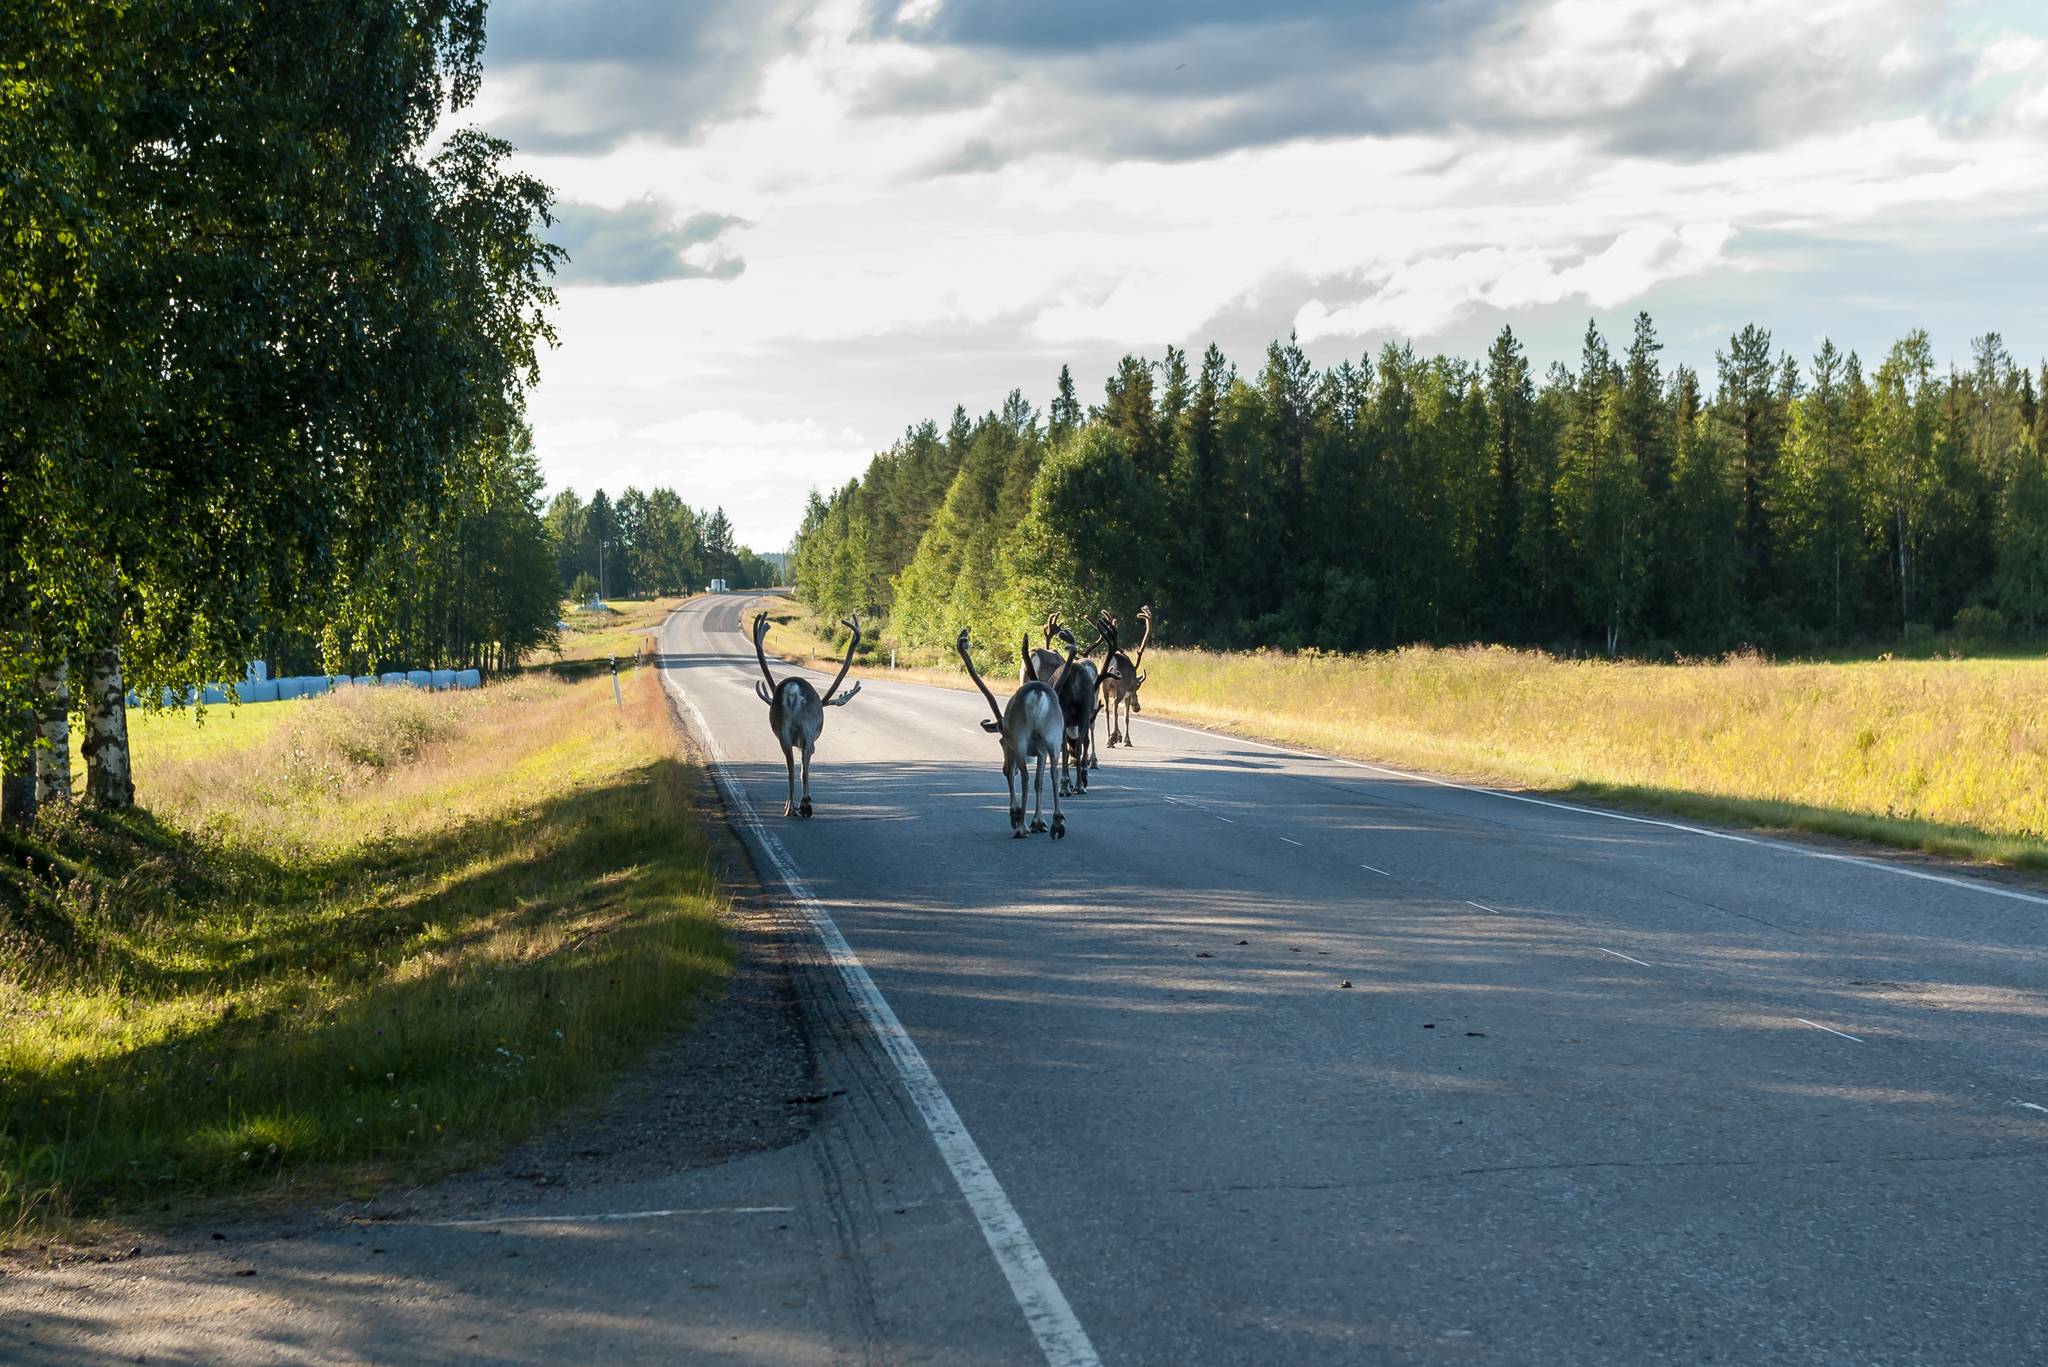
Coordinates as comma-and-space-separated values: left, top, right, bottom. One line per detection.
0, 650, 728, 1242
758, 597, 2048, 870
551, 596, 691, 669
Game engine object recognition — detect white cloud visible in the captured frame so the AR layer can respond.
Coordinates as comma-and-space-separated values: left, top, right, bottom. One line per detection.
475, 0, 2048, 546
1976, 32, 2047, 80
1294, 224, 1735, 342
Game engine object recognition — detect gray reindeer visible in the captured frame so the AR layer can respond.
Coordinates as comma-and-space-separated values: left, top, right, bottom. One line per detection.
752, 612, 862, 818
958, 627, 1069, 839
1021, 613, 1105, 795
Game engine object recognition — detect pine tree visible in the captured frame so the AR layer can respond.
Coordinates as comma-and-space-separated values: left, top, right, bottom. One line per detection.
1661, 368, 1744, 648
1772, 340, 1865, 637
1049, 365, 1082, 446
1715, 323, 1785, 609
1483, 327, 1534, 636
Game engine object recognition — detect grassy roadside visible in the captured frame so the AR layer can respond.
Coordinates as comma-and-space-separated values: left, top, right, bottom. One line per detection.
757, 597, 2048, 872
550, 595, 690, 671
0, 651, 728, 1244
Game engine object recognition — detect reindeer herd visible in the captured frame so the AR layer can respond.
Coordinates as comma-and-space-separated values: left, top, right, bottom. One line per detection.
749, 605, 1152, 839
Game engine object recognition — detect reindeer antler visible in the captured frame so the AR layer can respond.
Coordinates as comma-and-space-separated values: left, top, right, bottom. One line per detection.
822, 615, 862, 706
751, 613, 777, 705
956, 629, 1005, 733
1132, 605, 1153, 676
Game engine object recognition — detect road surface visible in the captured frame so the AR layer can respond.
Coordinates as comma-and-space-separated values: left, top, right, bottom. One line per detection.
666, 592, 2048, 1365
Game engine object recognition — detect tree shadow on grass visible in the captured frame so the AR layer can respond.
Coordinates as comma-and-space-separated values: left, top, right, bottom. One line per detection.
0, 756, 729, 1234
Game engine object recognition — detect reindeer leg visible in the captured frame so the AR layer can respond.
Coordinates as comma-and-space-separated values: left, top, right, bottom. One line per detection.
799, 739, 814, 818
1050, 752, 1066, 839
1007, 755, 1025, 838
1028, 753, 1048, 833
782, 743, 797, 819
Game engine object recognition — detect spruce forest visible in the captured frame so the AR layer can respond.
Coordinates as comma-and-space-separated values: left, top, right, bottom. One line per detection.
792, 317, 2048, 663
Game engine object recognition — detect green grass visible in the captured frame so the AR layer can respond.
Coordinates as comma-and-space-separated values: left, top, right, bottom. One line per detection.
550, 595, 690, 671
763, 599, 2048, 872
0, 658, 729, 1242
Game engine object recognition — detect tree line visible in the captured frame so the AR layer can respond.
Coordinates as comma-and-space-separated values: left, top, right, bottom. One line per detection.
793, 319, 2048, 666
2, 1, 562, 825
542, 488, 780, 600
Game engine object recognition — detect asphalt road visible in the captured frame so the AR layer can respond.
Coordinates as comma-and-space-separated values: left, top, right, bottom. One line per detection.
669, 592, 2048, 1366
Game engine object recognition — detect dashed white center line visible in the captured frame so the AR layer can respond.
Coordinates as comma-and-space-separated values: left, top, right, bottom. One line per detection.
1360, 864, 1390, 877
1795, 1017, 1866, 1044
1465, 900, 1500, 914
1279, 836, 1304, 846
1215, 815, 1235, 823
2018, 1101, 2048, 1115
1597, 947, 1654, 968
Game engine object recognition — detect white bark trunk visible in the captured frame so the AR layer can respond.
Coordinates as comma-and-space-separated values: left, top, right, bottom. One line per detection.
82, 644, 134, 810
34, 658, 70, 804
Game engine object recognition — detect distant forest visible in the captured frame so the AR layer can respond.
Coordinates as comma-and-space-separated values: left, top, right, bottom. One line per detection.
542, 488, 780, 599
792, 317, 2048, 661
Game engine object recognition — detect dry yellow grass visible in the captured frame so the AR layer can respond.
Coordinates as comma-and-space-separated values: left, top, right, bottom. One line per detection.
1143, 646, 2048, 864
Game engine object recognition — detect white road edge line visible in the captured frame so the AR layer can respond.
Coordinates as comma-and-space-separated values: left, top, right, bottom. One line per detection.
2018, 1101, 2048, 1115
411, 1206, 794, 1228
659, 615, 1101, 1367
1596, 947, 1654, 968
1795, 1017, 1866, 1044
1139, 716, 2048, 910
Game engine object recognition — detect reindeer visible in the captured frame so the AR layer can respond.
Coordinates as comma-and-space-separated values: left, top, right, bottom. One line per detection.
1023, 611, 1071, 686
958, 627, 1068, 839
1052, 624, 1102, 796
753, 612, 862, 818
1098, 604, 1151, 748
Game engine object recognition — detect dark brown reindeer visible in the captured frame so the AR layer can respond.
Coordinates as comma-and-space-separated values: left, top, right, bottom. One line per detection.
753, 612, 862, 818
1042, 624, 1102, 797
1098, 604, 1151, 748
959, 627, 1069, 839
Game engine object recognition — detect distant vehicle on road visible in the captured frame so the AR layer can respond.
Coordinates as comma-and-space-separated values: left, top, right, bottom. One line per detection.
708, 578, 728, 593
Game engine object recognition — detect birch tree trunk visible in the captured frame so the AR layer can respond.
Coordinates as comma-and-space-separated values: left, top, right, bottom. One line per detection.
34, 657, 71, 805
81, 643, 135, 810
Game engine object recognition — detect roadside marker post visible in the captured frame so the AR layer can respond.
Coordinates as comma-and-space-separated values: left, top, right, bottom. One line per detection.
610, 655, 621, 707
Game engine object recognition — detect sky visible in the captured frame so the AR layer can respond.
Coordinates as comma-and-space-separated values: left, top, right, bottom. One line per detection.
460, 0, 2048, 552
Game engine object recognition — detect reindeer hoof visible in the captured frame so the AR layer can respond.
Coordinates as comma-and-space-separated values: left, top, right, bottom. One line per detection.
1028, 819, 1047, 833
800, 797, 813, 818
782, 802, 797, 818
1051, 815, 1066, 839
1012, 828, 1027, 840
